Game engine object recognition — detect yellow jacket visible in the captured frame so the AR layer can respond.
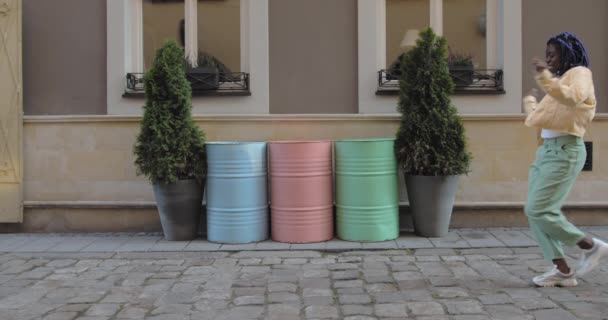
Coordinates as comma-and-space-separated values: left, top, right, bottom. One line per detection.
523, 66, 596, 137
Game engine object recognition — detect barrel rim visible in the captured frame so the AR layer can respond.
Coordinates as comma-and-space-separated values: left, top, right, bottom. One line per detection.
268, 140, 332, 144
206, 141, 267, 145
335, 138, 396, 142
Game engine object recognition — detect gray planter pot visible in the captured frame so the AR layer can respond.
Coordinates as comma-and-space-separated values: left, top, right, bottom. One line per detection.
404, 174, 458, 237
153, 179, 204, 241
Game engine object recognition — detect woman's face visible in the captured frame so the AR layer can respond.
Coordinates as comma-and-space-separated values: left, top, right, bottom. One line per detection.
545, 43, 561, 74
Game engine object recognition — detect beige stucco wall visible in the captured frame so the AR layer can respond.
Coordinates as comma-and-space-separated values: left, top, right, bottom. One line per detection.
23, 116, 608, 204
269, 0, 358, 114
522, 0, 608, 113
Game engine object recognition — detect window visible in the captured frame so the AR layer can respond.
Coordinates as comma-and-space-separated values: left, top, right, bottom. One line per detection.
142, 0, 241, 72
381, 0, 502, 95
358, 0, 522, 114
127, 0, 247, 96
107, 0, 270, 115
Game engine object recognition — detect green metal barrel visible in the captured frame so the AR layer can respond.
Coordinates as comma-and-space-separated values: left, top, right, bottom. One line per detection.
335, 138, 399, 241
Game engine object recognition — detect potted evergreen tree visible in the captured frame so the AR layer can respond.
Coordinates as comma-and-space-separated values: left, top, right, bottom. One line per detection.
394, 28, 471, 237
134, 40, 206, 241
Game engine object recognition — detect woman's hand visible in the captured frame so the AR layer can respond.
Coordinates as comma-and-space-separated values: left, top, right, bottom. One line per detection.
532, 58, 549, 73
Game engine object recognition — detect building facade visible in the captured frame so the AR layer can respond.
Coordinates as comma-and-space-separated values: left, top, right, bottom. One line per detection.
1, 0, 607, 232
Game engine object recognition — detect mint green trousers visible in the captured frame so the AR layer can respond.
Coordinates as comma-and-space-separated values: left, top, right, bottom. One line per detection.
525, 135, 587, 260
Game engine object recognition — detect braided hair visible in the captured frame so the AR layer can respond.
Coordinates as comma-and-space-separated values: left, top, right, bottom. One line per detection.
547, 32, 590, 76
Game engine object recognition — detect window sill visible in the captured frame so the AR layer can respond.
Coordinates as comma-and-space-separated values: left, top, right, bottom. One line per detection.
377, 69, 505, 96
375, 89, 506, 96
125, 71, 251, 98
123, 91, 252, 99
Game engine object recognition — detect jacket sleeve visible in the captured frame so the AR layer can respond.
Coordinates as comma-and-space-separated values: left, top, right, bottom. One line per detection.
535, 67, 593, 107
523, 96, 537, 114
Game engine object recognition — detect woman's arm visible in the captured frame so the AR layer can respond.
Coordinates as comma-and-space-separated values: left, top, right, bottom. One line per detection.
523, 95, 537, 114
536, 67, 593, 107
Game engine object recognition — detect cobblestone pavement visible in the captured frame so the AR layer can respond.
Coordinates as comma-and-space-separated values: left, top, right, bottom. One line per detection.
1, 246, 608, 320
2, 227, 608, 320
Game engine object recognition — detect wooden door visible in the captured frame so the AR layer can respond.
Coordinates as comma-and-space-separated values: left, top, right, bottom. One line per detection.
0, 0, 22, 222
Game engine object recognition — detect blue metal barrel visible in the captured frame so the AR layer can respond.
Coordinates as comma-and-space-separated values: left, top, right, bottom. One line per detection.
206, 142, 268, 243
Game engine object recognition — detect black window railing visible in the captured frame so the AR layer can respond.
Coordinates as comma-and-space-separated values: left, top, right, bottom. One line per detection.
376, 69, 505, 95
124, 71, 251, 97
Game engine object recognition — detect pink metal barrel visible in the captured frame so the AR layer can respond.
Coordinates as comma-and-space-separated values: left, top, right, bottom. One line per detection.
269, 141, 333, 243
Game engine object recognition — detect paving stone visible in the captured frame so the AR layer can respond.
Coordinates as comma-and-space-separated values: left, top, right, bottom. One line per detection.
401, 289, 432, 302
334, 280, 364, 288
337, 287, 365, 295
343, 316, 377, 320
331, 270, 360, 280
365, 283, 398, 294
303, 269, 330, 278
234, 295, 265, 305
85, 304, 120, 317
395, 236, 434, 249
304, 305, 339, 319
485, 304, 527, 318
341, 305, 374, 316
303, 288, 333, 297
490, 230, 538, 247
513, 297, 558, 310
244, 250, 323, 258
533, 308, 577, 320
254, 241, 291, 250
414, 249, 456, 256
501, 288, 542, 299
428, 276, 458, 287
443, 300, 486, 315
561, 302, 608, 319
325, 241, 363, 250
432, 287, 469, 298
451, 316, 490, 320
114, 307, 148, 319
214, 306, 264, 320
361, 241, 398, 249
413, 316, 449, 320
304, 295, 335, 306
268, 304, 300, 320
338, 294, 371, 304
311, 258, 336, 265
42, 312, 79, 320
457, 230, 506, 247
299, 278, 331, 289
416, 256, 440, 262
428, 232, 470, 248
374, 303, 408, 318
478, 293, 512, 305
408, 301, 445, 315
268, 292, 300, 303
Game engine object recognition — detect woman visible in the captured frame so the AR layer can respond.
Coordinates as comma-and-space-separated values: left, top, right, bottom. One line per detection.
524, 32, 608, 287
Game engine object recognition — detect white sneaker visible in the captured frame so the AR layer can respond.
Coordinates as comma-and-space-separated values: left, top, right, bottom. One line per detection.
532, 266, 578, 287
577, 238, 608, 275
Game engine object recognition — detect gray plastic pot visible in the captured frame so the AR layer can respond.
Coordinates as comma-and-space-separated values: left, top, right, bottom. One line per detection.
405, 174, 458, 237
153, 179, 204, 241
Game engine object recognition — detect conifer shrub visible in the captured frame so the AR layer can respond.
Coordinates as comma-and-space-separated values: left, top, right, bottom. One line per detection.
394, 28, 471, 176
134, 40, 206, 184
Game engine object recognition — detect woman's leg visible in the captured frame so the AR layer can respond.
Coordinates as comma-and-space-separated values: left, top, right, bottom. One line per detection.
525, 137, 587, 279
